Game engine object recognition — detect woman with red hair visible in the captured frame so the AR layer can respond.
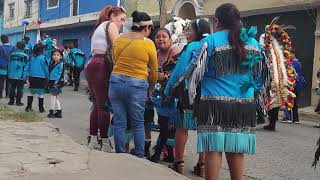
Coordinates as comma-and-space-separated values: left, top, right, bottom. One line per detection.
85, 6, 126, 152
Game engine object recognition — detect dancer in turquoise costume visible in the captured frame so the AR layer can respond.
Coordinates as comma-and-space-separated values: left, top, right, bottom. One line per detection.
175, 4, 264, 179
47, 49, 64, 119
25, 43, 49, 113
164, 19, 211, 177
7, 42, 29, 106
42, 37, 56, 63
23, 36, 34, 55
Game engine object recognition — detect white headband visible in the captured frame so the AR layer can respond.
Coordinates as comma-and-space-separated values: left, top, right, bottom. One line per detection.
133, 20, 153, 27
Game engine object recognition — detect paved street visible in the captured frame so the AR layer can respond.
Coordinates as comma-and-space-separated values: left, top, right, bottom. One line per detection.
2, 86, 320, 180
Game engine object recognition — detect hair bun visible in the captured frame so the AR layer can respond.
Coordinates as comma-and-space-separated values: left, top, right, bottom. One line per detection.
132, 11, 141, 22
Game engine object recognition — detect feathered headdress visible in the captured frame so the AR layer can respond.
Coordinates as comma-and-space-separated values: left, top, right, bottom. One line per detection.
312, 136, 320, 169
164, 17, 191, 49
261, 17, 297, 111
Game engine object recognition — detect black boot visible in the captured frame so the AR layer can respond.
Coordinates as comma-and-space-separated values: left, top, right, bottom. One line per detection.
145, 141, 151, 158
74, 86, 78, 91
166, 145, 175, 163
25, 96, 33, 112
47, 110, 55, 118
263, 121, 276, 131
8, 97, 14, 105
54, 110, 62, 118
38, 98, 45, 113
148, 145, 161, 163
16, 97, 24, 106
315, 100, 320, 113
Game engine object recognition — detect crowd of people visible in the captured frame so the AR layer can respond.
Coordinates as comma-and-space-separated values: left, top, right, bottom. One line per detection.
83, 3, 293, 180
0, 33, 86, 119
1, 2, 320, 180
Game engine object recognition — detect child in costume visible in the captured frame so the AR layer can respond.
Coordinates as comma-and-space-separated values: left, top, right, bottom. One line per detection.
47, 49, 64, 118
0, 35, 14, 98
23, 36, 34, 56
25, 43, 49, 112
42, 37, 56, 63
69, 43, 86, 91
7, 42, 29, 106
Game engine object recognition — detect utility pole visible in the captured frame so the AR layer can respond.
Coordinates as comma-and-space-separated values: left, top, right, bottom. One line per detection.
159, 0, 169, 27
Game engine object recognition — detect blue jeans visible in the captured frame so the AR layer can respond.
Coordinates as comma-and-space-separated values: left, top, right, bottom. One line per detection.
109, 74, 148, 158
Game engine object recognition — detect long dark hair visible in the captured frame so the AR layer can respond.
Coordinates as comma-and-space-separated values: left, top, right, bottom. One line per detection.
215, 3, 245, 62
191, 19, 211, 41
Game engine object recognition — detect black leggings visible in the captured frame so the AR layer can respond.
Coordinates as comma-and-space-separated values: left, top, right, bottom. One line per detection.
8, 79, 24, 99
268, 107, 280, 124
155, 115, 175, 157
73, 67, 82, 88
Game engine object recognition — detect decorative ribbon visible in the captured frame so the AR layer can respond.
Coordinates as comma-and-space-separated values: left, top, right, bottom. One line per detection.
241, 54, 262, 69
240, 26, 258, 43
240, 76, 262, 92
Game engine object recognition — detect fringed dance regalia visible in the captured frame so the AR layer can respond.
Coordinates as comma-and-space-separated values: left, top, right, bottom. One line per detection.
184, 27, 264, 155
260, 18, 297, 112
313, 136, 320, 169
164, 41, 203, 130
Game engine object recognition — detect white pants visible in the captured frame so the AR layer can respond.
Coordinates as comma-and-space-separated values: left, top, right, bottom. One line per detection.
50, 95, 61, 110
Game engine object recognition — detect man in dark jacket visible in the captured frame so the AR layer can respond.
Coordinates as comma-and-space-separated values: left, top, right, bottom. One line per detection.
281, 56, 304, 123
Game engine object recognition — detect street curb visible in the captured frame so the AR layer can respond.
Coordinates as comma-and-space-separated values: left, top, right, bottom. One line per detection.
299, 111, 320, 124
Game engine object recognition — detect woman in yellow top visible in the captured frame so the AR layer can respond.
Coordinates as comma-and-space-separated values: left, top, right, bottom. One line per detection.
109, 11, 158, 158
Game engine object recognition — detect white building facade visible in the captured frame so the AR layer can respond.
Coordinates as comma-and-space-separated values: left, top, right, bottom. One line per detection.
3, 0, 40, 44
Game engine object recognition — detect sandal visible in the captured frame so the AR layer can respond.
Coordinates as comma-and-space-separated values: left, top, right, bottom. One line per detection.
193, 162, 205, 177
169, 160, 184, 175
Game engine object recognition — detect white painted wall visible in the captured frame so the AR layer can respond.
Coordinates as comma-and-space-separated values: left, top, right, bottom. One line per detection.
3, 0, 39, 29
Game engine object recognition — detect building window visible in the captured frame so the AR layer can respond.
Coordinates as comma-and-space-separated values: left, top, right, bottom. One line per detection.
47, 0, 59, 9
8, 3, 15, 19
72, 0, 79, 16
25, 0, 33, 18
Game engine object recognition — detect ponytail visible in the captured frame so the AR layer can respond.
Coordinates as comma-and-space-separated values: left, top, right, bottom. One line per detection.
215, 3, 246, 62
228, 23, 245, 62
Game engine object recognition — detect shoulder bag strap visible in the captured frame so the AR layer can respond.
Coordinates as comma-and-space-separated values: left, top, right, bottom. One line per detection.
105, 21, 113, 55
114, 39, 134, 63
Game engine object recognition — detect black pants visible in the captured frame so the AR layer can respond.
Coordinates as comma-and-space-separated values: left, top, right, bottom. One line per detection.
73, 67, 82, 88
155, 115, 175, 157
292, 91, 300, 122
0, 75, 8, 97
67, 66, 74, 84
8, 79, 24, 100
268, 107, 280, 124
256, 107, 266, 124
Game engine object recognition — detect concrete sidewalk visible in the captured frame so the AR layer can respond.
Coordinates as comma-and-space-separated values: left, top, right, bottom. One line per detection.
0, 120, 188, 180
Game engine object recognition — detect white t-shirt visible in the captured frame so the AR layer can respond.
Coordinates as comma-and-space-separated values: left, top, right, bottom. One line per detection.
91, 21, 110, 54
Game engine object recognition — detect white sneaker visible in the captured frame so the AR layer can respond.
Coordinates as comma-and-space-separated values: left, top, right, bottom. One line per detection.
281, 119, 293, 123
101, 138, 115, 153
